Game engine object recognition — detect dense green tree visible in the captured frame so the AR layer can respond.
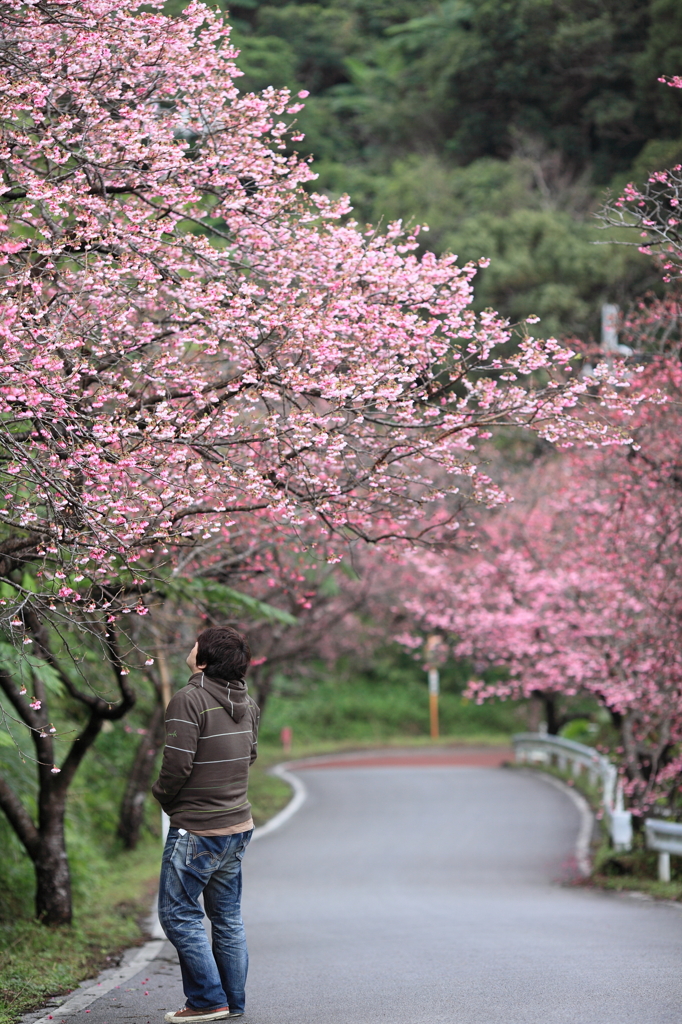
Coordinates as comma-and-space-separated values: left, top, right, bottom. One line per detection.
163, 0, 682, 332
635, 0, 682, 140
216, 0, 682, 177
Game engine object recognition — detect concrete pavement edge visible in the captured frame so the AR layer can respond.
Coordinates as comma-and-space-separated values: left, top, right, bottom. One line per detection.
25, 940, 166, 1024
251, 764, 307, 842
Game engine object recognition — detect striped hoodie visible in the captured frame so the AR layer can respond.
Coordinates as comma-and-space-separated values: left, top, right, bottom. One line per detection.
152, 671, 260, 831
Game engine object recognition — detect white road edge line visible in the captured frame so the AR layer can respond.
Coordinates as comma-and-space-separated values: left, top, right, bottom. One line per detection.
519, 768, 593, 876
251, 763, 307, 841
28, 939, 166, 1024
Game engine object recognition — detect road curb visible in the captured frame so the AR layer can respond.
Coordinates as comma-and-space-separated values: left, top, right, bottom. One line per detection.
251, 763, 307, 842
24, 939, 166, 1024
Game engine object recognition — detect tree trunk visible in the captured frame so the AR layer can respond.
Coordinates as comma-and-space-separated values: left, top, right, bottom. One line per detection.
543, 693, 560, 735
0, 621, 136, 925
34, 800, 72, 925
250, 666, 273, 718
117, 703, 166, 849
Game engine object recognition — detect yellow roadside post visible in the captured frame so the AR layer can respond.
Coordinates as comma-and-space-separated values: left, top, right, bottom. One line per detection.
428, 668, 440, 740
424, 635, 446, 741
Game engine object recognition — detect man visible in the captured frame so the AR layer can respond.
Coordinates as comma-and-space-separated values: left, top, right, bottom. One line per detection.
153, 626, 260, 1023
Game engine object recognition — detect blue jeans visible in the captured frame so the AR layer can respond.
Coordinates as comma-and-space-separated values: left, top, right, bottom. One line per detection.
158, 828, 253, 1013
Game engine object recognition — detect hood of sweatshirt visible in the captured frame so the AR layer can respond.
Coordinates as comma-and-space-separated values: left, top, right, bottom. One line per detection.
187, 671, 251, 723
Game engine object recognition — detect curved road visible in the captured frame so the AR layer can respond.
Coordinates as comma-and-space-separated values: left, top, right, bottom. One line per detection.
246, 762, 682, 1024
38, 759, 682, 1024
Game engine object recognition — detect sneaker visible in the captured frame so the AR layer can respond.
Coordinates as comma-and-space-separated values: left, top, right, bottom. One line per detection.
164, 1007, 231, 1022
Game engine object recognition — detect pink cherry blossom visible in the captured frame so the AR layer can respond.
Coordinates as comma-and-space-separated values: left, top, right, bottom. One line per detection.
397, 358, 682, 818
0, 0, 632, 643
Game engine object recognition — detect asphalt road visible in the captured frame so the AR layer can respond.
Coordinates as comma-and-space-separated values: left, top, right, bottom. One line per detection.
43, 761, 682, 1024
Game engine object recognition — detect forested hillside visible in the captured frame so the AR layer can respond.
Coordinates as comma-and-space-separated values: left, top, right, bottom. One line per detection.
166, 0, 682, 338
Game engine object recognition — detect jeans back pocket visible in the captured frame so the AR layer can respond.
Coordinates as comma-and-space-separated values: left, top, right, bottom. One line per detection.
185, 833, 223, 871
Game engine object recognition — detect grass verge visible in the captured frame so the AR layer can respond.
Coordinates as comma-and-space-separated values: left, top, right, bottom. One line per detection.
586, 868, 682, 902
0, 840, 161, 1024
588, 838, 682, 902
248, 752, 293, 826
257, 732, 512, 760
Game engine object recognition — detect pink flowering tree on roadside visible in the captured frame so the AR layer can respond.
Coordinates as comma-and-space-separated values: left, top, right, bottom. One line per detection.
0, 0, 633, 922
397, 75, 682, 824
398, 358, 682, 821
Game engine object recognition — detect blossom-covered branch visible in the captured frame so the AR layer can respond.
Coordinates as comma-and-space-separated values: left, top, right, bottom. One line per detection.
0, 0, 632, 643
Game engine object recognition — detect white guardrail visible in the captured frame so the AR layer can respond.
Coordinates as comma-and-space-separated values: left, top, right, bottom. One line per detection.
645, 819, 682, 883
514, 732, 682, 880
512, 732, 633, 852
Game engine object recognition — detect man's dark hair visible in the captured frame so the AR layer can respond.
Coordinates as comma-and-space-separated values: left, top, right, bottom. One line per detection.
196, 626, 251, 680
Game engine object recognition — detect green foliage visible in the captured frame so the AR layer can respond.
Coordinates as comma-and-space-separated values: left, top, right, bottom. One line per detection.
444, 205, 653, 339
176, 0, 682, 338
155, 576, 297, 626
0, 841, 160, 1024
0, 641, 64, 696
215, 0, 682, 173
0, 821, 34, 924
247, 756, 293, 825
634, 0, 682, 139
591, 831, 682, 901
229, 31, 298, 93
259, 648, 529, 744
596, 841, 679, 881
559, 718, 598, 746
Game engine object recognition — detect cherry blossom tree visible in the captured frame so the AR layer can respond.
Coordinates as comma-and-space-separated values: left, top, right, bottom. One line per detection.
398, 359, 682, 821
397, 73, 682, 823
0, 0, 632, 922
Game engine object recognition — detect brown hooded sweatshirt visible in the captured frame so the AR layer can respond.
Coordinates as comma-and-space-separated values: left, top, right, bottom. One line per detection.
152, 671, 260, 832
